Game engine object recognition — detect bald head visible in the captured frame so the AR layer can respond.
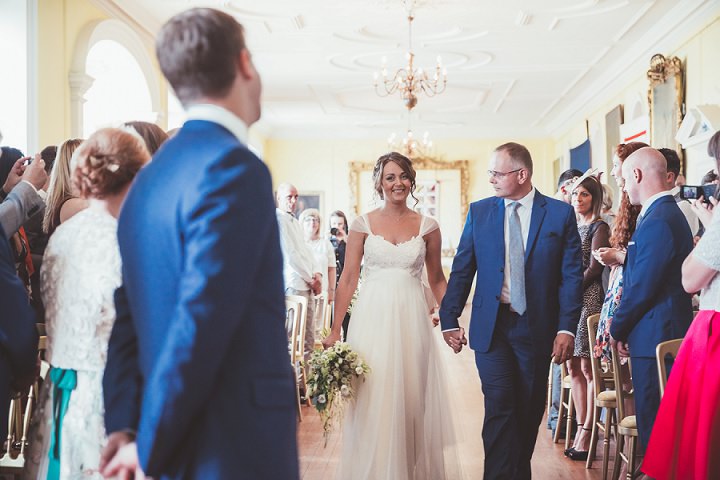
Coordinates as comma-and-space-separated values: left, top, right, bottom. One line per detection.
622, 147, 669, 206
276, 182, 299, 214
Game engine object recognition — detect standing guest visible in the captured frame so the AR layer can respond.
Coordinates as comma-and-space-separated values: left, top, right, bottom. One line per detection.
565, 174, 610, 461
276, 182, 322, 363
642, 130, 720, 479
610, 147, 693, 451
329, 210, 352, 336
299, 208, 336, 336
23, 128, 149, 480
0, 149, 47, 237
701, 170, 718, 185
100, 8, 299, 480
601, 184, 616, 228
554, 168, 583, 203
42, 138, 85, 236
122, 121, 169, 155
440, 142, 583, 479
660, 148, 699, 236
0, 222, 38, 440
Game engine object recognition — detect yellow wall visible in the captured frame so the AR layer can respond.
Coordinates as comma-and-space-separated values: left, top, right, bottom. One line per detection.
555, 16, 720, 183
262, 136, 557, 224
37, 0, 108, 146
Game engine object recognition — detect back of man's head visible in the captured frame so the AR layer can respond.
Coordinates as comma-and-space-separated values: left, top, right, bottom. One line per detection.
557, 169, 583, 188
156, 8, 246, 106
658, 148, 681, 186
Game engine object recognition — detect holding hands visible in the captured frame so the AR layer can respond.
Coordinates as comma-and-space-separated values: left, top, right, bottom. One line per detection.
442, 328, 468, 354
100, 431, 146, 479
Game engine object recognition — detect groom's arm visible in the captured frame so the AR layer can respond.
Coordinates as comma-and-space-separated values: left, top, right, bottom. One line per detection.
556, 206, 583, 334
135, 150, 278, 475
439, 206, 477, 331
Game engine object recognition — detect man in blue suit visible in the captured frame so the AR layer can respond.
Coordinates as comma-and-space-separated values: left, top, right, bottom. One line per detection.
610, 147, 693, 450
100, 8, 299, 480
440, 142, 583, 479
0, 224, 38, 440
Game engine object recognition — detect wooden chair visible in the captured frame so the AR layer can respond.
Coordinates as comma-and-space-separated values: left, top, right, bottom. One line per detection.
312, 294, 326, 348
656, 338, 682, 399
610, 344, 639, 480
0, 336, 48, 473
286, 296, 308, 421
586, 314, 617, 478
553, 360, 574, 450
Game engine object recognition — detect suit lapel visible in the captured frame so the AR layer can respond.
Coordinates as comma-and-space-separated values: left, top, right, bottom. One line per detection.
525, 192, 547, 262
491, 197, 506, 259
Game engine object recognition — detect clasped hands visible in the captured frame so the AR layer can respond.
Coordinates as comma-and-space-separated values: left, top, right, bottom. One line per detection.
442, 328, 468, 354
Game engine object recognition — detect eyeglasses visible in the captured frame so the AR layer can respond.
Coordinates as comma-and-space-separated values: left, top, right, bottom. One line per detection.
487, 168, 523, 178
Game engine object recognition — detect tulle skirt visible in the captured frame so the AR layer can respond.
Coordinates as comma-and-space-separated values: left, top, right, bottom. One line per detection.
338, 269, 463, 480
642, 310, 720, 479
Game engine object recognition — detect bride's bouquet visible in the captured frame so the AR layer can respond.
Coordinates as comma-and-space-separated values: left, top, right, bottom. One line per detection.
306, 342, 370, 444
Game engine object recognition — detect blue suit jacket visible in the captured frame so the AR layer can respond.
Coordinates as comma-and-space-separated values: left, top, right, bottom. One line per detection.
0, 225, 38, 440
610, 196, 693, 357
440, 191, 583, 355
103, 120, 299, 479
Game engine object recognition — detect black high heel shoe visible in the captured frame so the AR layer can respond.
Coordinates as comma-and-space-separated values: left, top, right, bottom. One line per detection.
567, 428, 591, 461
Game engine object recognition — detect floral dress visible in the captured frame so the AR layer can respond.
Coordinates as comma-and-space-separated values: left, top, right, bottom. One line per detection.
594, 265, 624, 362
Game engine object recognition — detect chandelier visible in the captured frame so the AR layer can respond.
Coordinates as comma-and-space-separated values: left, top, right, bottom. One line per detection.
388, 127, 433, 159
373, 10, 447, 110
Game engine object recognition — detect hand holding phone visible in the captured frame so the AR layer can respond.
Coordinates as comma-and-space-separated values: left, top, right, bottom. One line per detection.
680, 184, 717, 204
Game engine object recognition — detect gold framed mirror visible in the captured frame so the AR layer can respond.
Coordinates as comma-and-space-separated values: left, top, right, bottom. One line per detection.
647, 54, 684, 156
349, 155, 470, 251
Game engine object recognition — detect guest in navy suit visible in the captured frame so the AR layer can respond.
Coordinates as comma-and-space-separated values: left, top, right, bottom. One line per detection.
440, 142, 583, 479
610, 147, 693, 450
100, 8, 298, 480
0, 224, 38, 440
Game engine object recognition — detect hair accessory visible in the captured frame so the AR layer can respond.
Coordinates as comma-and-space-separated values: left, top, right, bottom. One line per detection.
571, 168, 600, 193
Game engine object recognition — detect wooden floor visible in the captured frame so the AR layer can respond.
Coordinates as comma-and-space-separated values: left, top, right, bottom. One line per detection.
298, 308, 618, 479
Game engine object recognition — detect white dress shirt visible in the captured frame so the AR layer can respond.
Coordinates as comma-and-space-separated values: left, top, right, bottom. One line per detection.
639, 190, 673, 218
500, 188, 536, 304
276, 209, 319, 291
185, 104, 249, 146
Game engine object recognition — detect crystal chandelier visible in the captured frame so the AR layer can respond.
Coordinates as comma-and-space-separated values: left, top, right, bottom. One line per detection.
373, 10, 447, 110
387, 126, 433, 159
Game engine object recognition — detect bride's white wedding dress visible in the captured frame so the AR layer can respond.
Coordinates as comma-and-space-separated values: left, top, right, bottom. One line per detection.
338, 214, 462, 480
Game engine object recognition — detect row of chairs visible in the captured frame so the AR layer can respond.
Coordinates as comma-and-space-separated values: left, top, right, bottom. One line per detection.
552, 313, 684, 480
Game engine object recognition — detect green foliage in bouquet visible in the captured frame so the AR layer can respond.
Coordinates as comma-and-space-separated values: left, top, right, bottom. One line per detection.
306, 342, 370, 444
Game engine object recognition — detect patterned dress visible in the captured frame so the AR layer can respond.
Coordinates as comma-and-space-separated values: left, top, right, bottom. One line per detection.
594, 265, 624, 361
574, 222, 606, 358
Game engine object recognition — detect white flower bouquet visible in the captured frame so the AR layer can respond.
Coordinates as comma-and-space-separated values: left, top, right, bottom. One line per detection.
306, 341, 370, 444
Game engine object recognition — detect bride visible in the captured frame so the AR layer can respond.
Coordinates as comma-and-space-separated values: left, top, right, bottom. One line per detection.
323, 152, 463, 479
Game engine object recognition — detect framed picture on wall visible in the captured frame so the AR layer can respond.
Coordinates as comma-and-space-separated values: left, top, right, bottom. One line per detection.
297, 192, 323, 217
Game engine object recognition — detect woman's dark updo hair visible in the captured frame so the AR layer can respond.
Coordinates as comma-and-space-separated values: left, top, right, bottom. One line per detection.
372, 152, 418, 206
73, 128, 150, 199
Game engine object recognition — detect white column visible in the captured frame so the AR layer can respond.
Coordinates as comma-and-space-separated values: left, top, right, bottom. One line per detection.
68, 71, 94, 138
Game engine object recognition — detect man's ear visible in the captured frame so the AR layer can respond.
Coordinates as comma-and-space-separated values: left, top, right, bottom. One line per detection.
633, 168, 642, 183
237, 48, 255, 80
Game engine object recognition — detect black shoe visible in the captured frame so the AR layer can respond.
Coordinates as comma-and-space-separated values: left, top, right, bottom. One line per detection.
564, 447, 575, 457
567, 449, 589, 461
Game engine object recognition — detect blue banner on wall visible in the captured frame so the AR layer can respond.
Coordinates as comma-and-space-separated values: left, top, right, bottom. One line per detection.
570, 139, 591, 172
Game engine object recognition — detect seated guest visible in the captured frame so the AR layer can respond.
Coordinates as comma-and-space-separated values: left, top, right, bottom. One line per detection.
642, 130, 720, 479
42, 139, 85, 237
23, 128, 149, 479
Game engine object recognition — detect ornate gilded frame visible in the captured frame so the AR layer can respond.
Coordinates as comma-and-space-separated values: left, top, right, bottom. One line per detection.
349, 155, 470, 220
647, 54, 684, 157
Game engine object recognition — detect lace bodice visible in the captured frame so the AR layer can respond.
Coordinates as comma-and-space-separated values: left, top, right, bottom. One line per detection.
351, 214, 438, 280
41, 205, 121, 371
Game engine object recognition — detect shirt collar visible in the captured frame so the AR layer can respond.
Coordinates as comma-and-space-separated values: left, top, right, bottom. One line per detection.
185, 104, 248, 145
670, 185, 680, 196
504, 187, 536, 210
640, 190, 672, 217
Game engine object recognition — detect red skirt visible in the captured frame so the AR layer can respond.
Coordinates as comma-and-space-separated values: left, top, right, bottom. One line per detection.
642, 310, 720, 480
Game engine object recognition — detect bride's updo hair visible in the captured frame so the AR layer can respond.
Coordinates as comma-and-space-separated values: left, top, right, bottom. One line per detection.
372, 152, 418, 205
73, 128, 150, 199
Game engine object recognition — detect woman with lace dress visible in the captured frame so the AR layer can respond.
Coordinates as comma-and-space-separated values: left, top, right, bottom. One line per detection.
322, 152, 462, 480
24, 128, 149, 479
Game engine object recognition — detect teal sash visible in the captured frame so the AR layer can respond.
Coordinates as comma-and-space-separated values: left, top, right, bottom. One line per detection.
47, 367, 77, 480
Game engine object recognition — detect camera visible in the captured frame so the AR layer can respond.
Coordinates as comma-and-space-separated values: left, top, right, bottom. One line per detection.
330, 227, 339, 236
680, 184, 717, 203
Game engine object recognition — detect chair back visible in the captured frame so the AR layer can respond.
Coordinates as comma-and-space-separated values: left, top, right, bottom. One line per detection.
656, 338, 682, 399
286, 295, 308, 365
610, 344, 633, 421
313, 294, 326, 333
587, 314, 614, 395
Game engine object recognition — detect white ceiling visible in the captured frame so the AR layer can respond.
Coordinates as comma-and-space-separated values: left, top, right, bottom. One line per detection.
108, 0, 720, 139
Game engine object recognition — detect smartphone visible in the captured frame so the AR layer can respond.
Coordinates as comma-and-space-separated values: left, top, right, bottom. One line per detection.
22, 157, 32, 167
330, 227, 339, 236
680, 184, 718, 203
